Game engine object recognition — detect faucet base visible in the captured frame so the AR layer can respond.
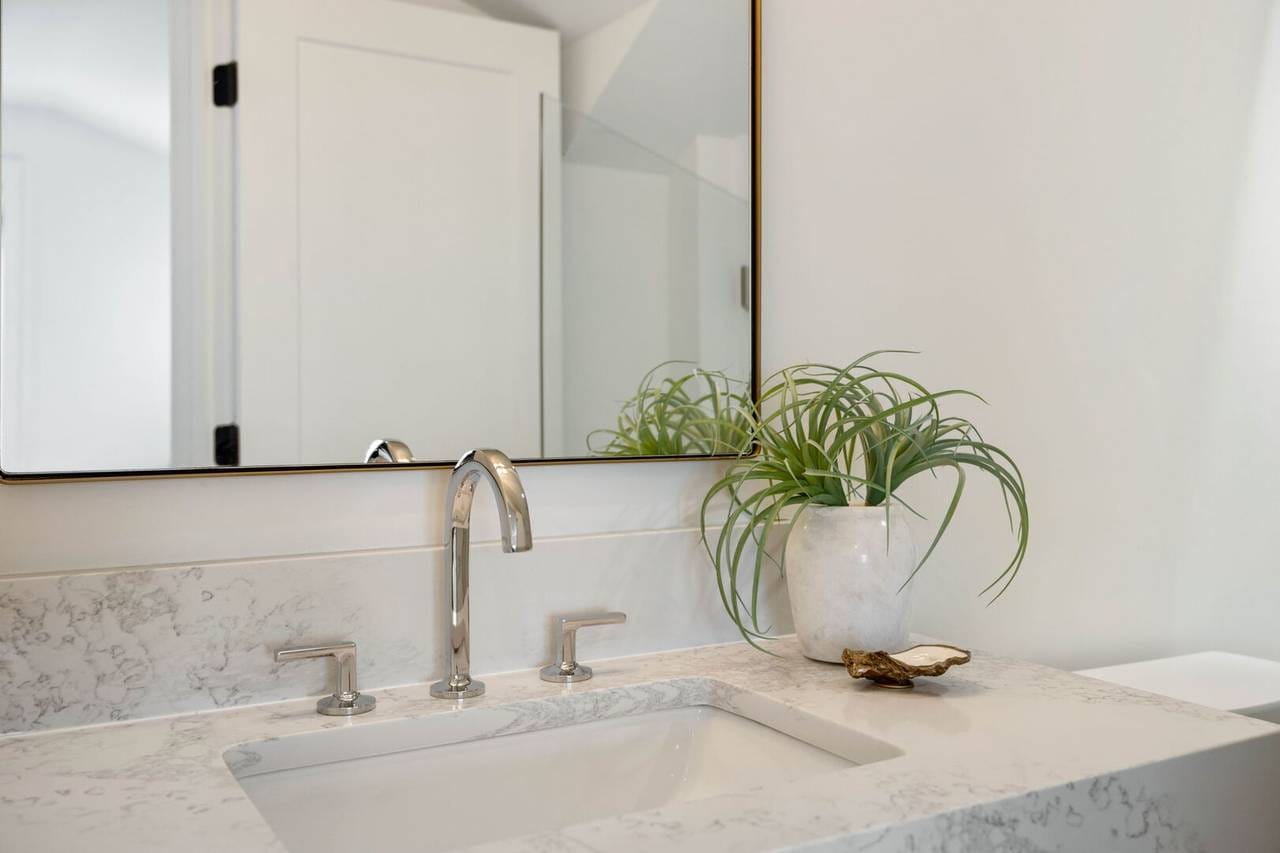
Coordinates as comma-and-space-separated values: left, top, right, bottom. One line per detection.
317, 693, 376, 716
430, 679, 485, 700
540, 663, 593, 684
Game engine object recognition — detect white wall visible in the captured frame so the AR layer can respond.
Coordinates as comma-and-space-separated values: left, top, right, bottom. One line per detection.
0, 461, 727, 576
763, 0, 1280, 669
1177, 5, 1280, 660
0, 111, 172, 473
0, 0, 172, 149
403, 0, 490, 17
1, 0, 173, 473
560, 0, 656, 116
561, 0, 749, 192
692, 136, 752, 380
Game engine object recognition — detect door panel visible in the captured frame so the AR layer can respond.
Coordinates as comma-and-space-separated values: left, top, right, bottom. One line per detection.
236, 0, 557, 464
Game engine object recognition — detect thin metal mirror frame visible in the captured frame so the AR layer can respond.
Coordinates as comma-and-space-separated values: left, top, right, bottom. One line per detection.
0, 0, 762, 484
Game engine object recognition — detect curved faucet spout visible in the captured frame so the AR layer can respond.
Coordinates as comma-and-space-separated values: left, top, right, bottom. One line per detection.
433, 449, 533, 700
448, 449, 532, 553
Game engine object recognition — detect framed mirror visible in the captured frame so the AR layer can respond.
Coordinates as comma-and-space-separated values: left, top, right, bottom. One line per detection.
0, 0, 760, 481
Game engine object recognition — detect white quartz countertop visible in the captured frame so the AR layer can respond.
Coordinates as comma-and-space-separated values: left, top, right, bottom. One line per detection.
2, 637, 1278, 852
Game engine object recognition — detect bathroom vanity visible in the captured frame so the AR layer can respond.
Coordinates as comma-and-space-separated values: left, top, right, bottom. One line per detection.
3, 637, 1278, 852
6, 1, 1280, 851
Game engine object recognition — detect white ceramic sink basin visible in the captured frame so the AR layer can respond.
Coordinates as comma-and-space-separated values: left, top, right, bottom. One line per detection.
226, 686, 899, 852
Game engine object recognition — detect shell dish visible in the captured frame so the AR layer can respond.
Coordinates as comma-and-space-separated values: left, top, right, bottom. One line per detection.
842, 644, 971, 688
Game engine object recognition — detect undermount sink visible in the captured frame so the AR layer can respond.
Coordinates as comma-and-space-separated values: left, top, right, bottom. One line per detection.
225, 682, 901, 852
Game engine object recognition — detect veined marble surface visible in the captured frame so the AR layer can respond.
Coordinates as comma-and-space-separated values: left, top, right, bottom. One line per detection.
1, 637, 1278, 852
0, 528, 789, 733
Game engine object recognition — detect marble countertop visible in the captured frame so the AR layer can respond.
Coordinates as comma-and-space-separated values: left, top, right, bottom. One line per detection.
2, 637, 1278, 852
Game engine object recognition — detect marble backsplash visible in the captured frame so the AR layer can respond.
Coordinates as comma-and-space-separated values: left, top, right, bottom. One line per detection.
0, 528, 790, 733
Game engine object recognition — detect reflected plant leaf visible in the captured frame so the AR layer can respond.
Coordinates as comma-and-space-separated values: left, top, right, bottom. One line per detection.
589, 362, 754, 457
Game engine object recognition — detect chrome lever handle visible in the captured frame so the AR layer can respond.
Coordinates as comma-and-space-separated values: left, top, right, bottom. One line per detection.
275, 641, 376, 716
540, 612, 626, 683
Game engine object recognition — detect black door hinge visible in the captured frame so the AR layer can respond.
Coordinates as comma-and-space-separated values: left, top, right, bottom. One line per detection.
213, 62, 238, 107
214, 423, 240, 466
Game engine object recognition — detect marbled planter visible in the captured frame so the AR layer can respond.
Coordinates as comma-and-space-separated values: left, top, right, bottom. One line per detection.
786, 505, 915, 662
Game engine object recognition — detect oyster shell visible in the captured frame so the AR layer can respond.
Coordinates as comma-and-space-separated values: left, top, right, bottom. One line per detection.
842, 644, 971, 688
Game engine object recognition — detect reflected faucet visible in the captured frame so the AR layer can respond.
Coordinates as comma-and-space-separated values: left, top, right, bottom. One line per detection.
365, 438, 413, 464
431, 449, 532, 699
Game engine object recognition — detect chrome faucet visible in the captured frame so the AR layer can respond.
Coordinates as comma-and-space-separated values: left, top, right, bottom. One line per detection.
431, 449, 532, 699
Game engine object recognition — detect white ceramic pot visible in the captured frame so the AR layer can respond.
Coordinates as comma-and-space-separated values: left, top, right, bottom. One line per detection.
785, 505, 916, 662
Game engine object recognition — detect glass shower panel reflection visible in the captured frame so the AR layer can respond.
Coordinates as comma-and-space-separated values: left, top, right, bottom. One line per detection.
541, 96, 752, 457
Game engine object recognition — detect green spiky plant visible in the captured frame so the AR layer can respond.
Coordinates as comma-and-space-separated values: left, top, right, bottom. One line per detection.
699, 351, 1029, 649
589, 362, 753, 457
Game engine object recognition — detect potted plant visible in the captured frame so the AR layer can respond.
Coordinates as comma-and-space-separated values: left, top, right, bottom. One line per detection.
700, 351, 1029, 661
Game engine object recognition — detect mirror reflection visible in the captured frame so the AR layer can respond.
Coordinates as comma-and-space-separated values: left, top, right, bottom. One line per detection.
0, 0, 755, 475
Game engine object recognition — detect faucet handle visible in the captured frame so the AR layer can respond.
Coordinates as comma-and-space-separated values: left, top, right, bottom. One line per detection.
275, 642, 376, 716
540, 612, 627, 684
